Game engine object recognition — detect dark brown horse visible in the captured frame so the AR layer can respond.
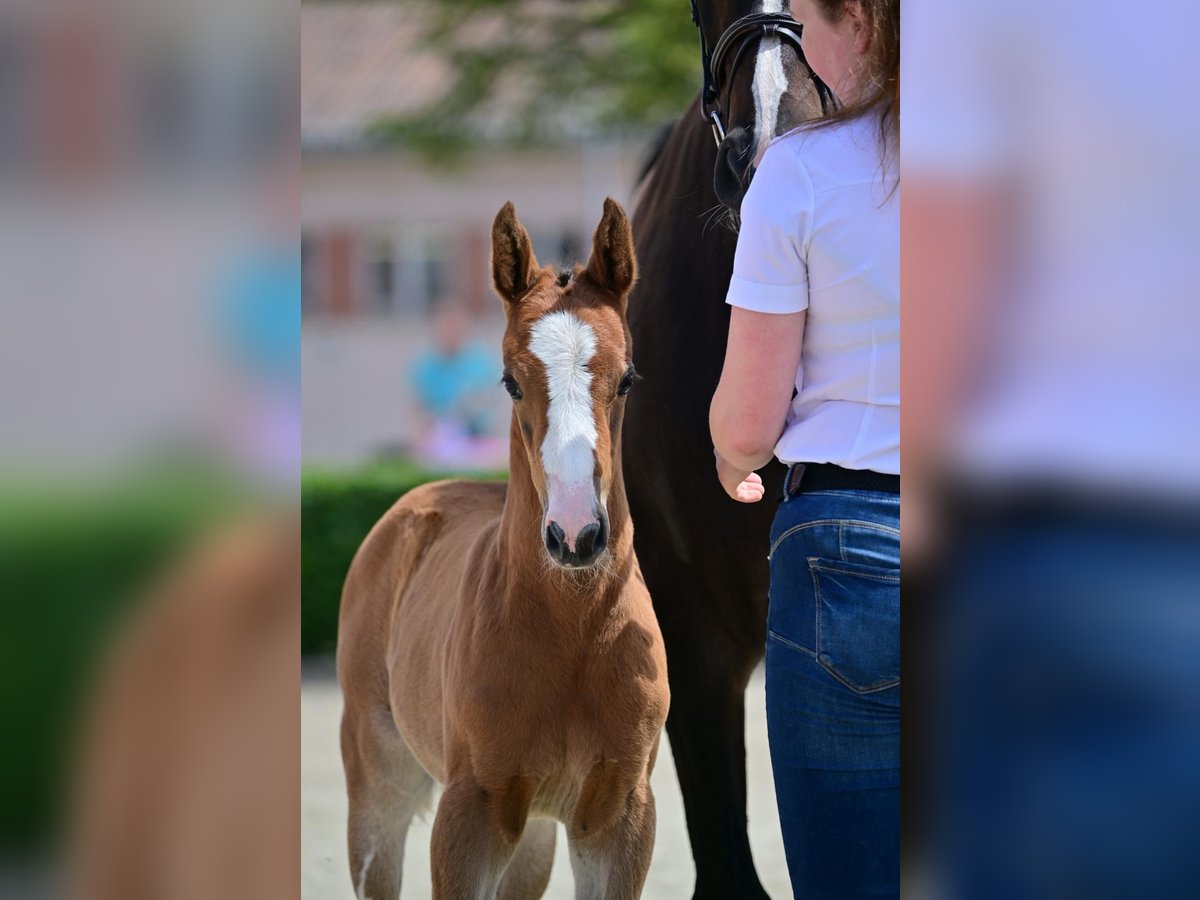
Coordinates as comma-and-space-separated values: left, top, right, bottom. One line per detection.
623, 1, 831, 897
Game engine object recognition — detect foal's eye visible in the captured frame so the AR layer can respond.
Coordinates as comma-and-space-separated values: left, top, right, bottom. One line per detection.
501, 373, 523, 401
617, 368, 637, 397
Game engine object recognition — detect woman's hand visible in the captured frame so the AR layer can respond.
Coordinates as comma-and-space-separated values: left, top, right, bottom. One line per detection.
715, 450, 766, 503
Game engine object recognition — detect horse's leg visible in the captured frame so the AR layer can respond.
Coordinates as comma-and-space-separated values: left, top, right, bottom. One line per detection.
341, 704, 434, 900
567, 781, 656, 900
430, 776, 525, 899
496, 818, 557, 899
663, 626, 768, 900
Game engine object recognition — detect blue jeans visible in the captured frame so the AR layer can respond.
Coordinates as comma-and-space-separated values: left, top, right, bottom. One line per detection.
938, 501, 1200, 900
765, 486, 900, 899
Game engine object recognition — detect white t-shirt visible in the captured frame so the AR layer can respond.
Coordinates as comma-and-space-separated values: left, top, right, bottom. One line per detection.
904, 0, 1200, 493
726, 115, 900, 475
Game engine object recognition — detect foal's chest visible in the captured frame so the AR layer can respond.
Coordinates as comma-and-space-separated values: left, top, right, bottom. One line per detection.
458, 634, 665, 822
447, 583, 668, 828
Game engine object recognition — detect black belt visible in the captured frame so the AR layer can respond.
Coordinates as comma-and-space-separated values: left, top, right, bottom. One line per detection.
784, 462, 900, 498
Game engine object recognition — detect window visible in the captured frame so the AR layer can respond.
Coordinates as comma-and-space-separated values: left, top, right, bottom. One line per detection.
300, 233, 323, 316
363, 229, 396, 315
393, 226, 451, 316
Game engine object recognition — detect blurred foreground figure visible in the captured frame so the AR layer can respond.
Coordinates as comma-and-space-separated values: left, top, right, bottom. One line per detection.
0, 0, 298, 894
69, 518, 299, 900
905, 1, 1200, 897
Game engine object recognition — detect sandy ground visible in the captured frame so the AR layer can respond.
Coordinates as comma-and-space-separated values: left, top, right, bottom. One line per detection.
301, 660, 792, 899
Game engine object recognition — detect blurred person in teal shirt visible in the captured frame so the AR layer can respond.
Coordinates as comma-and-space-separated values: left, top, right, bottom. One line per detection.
410, 301, 499, 466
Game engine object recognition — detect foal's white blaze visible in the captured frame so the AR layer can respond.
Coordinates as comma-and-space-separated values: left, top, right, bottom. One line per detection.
753, 0, 789, 164
529, 310, 600, 551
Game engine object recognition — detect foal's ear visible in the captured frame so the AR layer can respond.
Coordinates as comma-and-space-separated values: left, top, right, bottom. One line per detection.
583, 197, 637, 301
491, 201, 539, 303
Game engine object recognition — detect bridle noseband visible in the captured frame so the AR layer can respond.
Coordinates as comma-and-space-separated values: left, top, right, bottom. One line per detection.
690, 1, 836, 147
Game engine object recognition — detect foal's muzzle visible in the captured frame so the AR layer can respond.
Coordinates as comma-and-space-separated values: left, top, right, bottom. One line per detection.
545, 512, 609, 569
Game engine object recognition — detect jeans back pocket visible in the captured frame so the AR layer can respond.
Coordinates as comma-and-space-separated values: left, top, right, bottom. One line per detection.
809, 557, 900, 693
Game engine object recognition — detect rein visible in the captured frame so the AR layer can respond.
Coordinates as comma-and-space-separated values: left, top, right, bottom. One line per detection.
690, 0, 837, 146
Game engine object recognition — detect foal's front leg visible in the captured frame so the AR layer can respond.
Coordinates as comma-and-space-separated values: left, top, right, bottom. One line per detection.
430, 775, 532, 900
568, 781, 657, 900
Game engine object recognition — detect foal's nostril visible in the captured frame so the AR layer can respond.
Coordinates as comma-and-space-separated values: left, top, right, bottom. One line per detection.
575, 523, 600, 560
545, 521, 566, 558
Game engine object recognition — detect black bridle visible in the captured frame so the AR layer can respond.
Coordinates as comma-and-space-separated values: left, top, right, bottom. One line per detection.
690, 0, 836, 146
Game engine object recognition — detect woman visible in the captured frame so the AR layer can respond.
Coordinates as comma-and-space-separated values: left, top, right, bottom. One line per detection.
708, 1, 900, 897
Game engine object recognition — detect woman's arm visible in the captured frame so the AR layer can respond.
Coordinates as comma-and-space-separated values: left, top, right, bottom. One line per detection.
711, 139, 810, 501
710, 307, 806, 485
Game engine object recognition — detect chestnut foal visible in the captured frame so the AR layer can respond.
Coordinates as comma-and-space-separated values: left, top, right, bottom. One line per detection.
338, 199, 669, 900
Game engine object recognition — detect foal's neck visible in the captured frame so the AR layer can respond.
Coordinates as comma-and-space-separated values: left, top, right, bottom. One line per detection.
497, 418, 634, 605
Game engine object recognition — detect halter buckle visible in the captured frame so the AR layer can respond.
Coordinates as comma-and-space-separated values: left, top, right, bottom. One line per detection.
709, 110, 726, 147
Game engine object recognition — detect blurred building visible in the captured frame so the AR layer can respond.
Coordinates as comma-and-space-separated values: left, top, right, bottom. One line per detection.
301, 2, 651, 465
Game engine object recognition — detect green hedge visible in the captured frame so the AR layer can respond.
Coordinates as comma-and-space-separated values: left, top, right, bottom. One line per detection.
301, 462, 505, 656
0, 464, 503, 848
0, 472, 235, 851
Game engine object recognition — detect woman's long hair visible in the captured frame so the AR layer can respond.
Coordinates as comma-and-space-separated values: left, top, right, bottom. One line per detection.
802, 0, 899, 176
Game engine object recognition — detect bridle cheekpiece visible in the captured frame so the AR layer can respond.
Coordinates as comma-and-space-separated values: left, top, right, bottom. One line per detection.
690, 0, 836, 146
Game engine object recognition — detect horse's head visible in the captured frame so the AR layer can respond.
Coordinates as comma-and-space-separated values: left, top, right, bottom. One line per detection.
692, 0, 833, 209
491, 199, 637, 570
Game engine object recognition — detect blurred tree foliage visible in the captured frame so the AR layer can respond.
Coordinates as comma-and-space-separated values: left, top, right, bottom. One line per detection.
367, 0, 701, 162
